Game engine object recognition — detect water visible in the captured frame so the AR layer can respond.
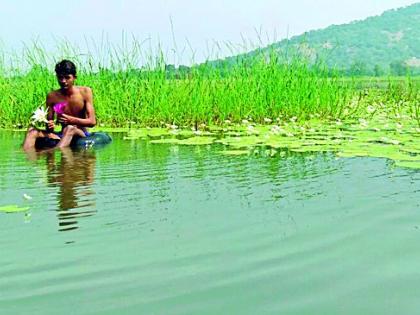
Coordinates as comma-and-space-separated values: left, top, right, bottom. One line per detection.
0, 131, 419, 315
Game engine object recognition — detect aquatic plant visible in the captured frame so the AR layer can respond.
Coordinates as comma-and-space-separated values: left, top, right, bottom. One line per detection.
0, 204, 30, 213
53, 102, 67, 115
124, 114, 420, 169
30, 106, 48, 128
0, 38, 418, 129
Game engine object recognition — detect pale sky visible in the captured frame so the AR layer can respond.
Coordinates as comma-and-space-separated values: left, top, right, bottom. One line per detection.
0, 0, 418, 65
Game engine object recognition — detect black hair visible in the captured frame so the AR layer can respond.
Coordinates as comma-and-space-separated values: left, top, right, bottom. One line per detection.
55, 60, 77, 76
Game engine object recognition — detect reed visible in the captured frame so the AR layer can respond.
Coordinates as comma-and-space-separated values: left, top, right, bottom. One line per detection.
0, 39, 417, 128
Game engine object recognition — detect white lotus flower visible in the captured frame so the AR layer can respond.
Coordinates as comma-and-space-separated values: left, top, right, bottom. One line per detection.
358, 118, 368, 128
31, 107, 48, 125
23, 193, 32, 200
366, 105, 376, 113
246, 125, 258, 134
270, 125, 281, 134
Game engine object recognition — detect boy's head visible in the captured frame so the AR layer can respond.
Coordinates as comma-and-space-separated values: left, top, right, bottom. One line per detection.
55, 60, 77, 90
55, 59, 77, 77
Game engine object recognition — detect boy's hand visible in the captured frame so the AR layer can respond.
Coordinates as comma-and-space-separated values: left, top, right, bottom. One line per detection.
47, 120, 55, 129
58, 114, 75, 125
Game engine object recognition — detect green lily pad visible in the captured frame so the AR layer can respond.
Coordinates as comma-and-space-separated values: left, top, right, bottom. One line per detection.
0, 205, 30, 213
220, 150, 251, 156
125, 128, 172, 140
291, 145, 337, 153
120, 118, 419, 168
217, 136, 263, 148
394, 160, 420, 169
149, 138, 180, 144
400, 146, 420, 155
336, 151, 369, 158
178, 137, 215, 145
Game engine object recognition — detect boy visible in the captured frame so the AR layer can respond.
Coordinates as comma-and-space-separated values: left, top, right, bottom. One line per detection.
22, 60, 96, 150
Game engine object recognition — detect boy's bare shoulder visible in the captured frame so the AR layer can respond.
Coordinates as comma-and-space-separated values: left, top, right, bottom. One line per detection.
46, 90, 61, 103
79, 86, 93, 95
48, 89, 61, 97
75, 86, 93, 100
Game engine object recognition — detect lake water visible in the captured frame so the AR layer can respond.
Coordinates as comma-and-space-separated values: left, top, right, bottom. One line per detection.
0, 130, 419, 315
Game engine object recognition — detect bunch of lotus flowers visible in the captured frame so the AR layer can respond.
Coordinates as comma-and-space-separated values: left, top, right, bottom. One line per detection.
30, 106, 48, 128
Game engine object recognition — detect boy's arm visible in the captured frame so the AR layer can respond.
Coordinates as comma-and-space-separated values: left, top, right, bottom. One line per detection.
83, 87, 96, 127
60, 87, 97, 127
46, 93, 55, 132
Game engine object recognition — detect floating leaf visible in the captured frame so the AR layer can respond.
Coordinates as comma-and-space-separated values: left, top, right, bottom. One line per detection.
178, 137, 215, 145
122, 117, 419, 169
0, 204, 30, 213
217, 136, 262, 148
220, 150, 250, 156
394, 161, 420, 169
149, 138, 180, 144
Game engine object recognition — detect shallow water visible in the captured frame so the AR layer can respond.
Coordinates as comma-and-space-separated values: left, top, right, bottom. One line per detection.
0, 131, 419, 315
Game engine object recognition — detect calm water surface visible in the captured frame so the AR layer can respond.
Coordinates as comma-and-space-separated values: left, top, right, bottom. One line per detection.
0, 131, 419, 315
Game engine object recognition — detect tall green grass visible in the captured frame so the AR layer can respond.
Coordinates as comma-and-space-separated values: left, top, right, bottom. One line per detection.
0, 39, 417, 128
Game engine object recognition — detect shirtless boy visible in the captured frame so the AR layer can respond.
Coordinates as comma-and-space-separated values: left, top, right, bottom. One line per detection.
22, 60, 96, 150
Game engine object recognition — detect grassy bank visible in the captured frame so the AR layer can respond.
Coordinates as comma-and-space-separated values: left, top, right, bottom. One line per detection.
0, 45, 418, 128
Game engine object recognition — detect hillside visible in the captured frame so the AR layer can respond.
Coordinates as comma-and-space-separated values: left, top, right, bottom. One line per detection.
221, 3, 420, 76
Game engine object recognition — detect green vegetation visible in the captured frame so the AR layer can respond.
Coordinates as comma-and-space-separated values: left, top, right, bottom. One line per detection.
124, 110, 420, 169
0, 41, 418, 129
220, 3, 420, 76
0, 204, 30, 213
0, 26, 419, 169
0, 48, 344, 127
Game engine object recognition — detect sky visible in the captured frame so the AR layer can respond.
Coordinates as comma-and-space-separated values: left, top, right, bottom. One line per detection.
0, 0, 418, 65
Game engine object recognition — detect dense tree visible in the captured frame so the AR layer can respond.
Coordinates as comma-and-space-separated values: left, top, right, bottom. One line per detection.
216, 3, 420, 76
389, 60, 409, 76
373, 64, 384, 77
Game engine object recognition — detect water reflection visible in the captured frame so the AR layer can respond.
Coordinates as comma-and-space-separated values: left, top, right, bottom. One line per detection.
26, 148, 97, 232
47, 148, 97, 231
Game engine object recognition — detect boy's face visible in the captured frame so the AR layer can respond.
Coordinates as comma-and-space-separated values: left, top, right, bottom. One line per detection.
56, 73, 76, 90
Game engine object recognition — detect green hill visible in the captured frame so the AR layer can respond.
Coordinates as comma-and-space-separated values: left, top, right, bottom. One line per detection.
221, 3, 420, 76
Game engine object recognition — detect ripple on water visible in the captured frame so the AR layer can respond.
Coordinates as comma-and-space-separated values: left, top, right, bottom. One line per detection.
0, 132, 419, 315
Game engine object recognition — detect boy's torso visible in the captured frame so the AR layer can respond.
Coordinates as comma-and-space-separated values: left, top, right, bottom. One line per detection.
48, 86, 87, 118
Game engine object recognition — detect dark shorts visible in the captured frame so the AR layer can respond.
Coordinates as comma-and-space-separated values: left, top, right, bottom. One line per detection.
35, 130, 91, 149
54, 130, 91, 138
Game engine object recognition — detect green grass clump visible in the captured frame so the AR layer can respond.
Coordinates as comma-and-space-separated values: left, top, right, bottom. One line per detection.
0, 40, 418, 128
